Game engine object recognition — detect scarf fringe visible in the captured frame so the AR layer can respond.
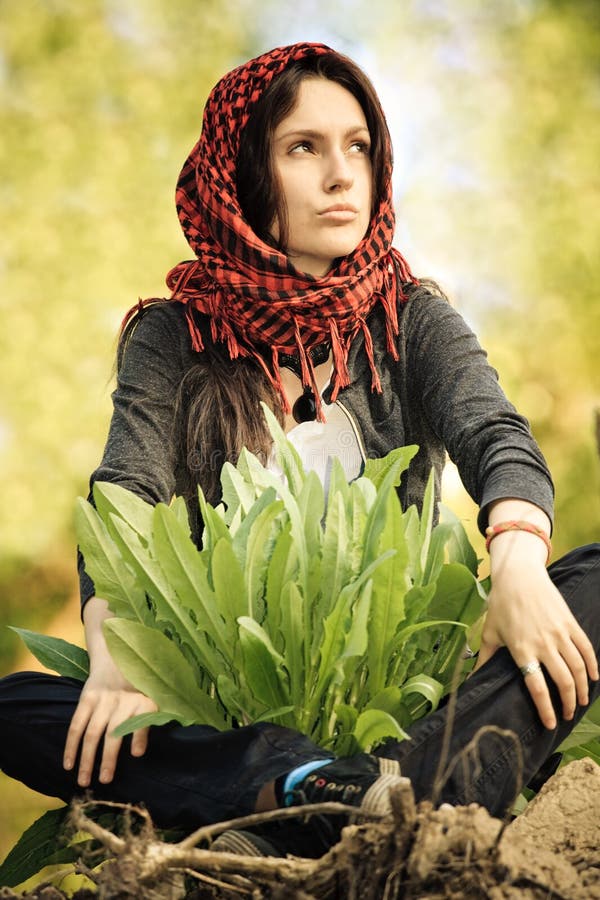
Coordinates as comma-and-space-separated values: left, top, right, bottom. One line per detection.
359, 317, 382, 393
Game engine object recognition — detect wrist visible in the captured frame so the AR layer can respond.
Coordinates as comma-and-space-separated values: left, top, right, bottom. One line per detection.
486, 520, 552, 565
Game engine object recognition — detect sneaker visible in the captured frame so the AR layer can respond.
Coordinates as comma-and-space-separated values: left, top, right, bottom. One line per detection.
283, 754, 409, 855
211, 828, 283, 857
287, 754, 407, 817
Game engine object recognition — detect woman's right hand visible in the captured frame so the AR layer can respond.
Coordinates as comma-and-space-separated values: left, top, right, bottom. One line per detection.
63, 597, 158, 787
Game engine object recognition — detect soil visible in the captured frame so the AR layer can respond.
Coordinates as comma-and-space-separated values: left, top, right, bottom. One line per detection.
1, 758, 598, 900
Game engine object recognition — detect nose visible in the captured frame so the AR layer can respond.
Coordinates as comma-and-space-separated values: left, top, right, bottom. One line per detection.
324, 149, 353, 192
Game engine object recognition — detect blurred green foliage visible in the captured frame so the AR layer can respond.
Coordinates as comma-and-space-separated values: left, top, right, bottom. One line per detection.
0, 0, 598, 863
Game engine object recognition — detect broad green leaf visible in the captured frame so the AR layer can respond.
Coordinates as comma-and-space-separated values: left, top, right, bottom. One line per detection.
366, 686, 404, 719
93, 480, 154, 540
10, 629, 89, 681
402, 505, 421, 582
332, 703, 359, 755
265, 524, 296, 650
557, 715, 600, 753
237, 616, 290, 711
112, 711, 180, 737
367, 488, 410, 697
352, 708, 409, 751
197, 485, 230, 557
423, 521, 455, 585
560, 740, 600, 768
236, 446, 273, 492
363, 445, 419, 489
109, 513, 215, 664
169, 495, 192, 531
312, 552, 394, 709
339, 579, 372, 665
401, 674, 444, 711
348, 479, 370, 577
211, 535, 248, 631
254, 705, 295, 723
315, 491, 351, 654
585, 696, 600, 726
425, 564, 486, 680
297, 469, 325, 560
243, 498, 285, 621
103, 618, 225, 729
0, 807, 73, 888
335, 703, 359, 734
152, 503, 231, 661
220, 461, 260, 526
216, 674, 245, 722
361, 454, 414, 569
419, 469, 436, 577
74, 498, 150, 622
440, 505, 479, 575
231, 486, 279, 572
238, 451, 308, 589
353, 475, 377, 511
279, 582, 305, 711
327, 455, 351, 511
262, 402, 306, 497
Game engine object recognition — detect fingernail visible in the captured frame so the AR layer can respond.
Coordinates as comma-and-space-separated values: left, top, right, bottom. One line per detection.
63, 758, 72, 771
100, 768, 111, 783
79, 774, 89, 787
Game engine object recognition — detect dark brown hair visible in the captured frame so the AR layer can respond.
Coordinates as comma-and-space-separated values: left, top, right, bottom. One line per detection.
236, 53, 392, 250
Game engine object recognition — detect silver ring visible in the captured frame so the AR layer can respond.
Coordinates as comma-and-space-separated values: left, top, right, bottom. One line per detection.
519, 661, 542, 678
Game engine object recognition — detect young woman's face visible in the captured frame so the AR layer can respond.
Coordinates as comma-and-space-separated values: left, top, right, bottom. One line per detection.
271, 77, 373, 277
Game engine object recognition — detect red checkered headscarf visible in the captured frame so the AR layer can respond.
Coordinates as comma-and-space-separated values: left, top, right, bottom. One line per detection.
136, 42, 418, 418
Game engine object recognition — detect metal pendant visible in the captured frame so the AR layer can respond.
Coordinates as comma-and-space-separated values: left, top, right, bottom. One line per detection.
292, 388, 317, 423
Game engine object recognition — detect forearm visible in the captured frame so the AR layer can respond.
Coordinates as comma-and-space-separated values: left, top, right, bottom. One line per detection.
83, 596, 130, 687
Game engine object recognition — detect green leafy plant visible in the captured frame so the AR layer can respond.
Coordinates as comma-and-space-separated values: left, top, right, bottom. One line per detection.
59, 406, 484, 753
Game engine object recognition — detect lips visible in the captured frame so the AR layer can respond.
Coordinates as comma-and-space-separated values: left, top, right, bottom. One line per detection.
318, 203, 359, 223
319, 203, 358, 215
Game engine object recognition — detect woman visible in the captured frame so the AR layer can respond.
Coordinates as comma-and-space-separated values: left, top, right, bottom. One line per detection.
1, 42, 598, 858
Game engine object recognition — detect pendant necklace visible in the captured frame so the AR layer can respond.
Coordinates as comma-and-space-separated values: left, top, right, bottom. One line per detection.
279, 343, 330, 424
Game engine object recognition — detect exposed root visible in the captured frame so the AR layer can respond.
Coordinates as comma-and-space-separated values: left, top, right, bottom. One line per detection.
3, 759, 598, 900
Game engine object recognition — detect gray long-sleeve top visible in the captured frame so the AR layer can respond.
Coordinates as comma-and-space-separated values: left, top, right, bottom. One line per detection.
78, 288, 554, 606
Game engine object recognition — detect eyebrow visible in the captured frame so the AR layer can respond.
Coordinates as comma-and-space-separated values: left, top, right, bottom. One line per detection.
275, 125, 371, 143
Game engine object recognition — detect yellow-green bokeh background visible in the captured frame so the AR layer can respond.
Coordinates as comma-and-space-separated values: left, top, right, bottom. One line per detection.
1, 0, 599, 866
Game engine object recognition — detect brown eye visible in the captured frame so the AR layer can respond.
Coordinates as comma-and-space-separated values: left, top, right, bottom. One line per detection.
290, 141, 313, 154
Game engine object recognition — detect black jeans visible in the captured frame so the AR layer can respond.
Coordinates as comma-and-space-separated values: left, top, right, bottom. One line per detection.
1, 545, 598, 828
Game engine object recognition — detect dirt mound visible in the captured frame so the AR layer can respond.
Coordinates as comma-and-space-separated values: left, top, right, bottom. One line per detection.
2, 758, 598, 899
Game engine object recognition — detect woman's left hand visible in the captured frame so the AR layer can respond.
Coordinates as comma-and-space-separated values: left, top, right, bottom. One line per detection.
473, 538, 598, 729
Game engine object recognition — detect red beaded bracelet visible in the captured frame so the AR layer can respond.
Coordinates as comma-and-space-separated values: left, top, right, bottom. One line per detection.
485, 520, 552, 563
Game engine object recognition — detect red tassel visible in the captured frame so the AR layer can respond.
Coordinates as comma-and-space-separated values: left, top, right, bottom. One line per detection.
329, 319, 350, 386
377, 282, 400, 362
247, 347, 292, 416
293, 318, 313, 387
185, 306, 205, 353
360, 318, 382, 394
168, 260, 202, 298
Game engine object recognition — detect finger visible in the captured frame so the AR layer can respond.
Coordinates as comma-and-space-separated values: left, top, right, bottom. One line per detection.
570, 625, 599, 685
63, 696, 94, 772
559, 639, 591, 710
78, 704, 116, 787
98, 718, 124, 784
543, 651, 578, 722
472, 638, 499, 673
130, 726, 150, 759
520, 664, 556, 730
